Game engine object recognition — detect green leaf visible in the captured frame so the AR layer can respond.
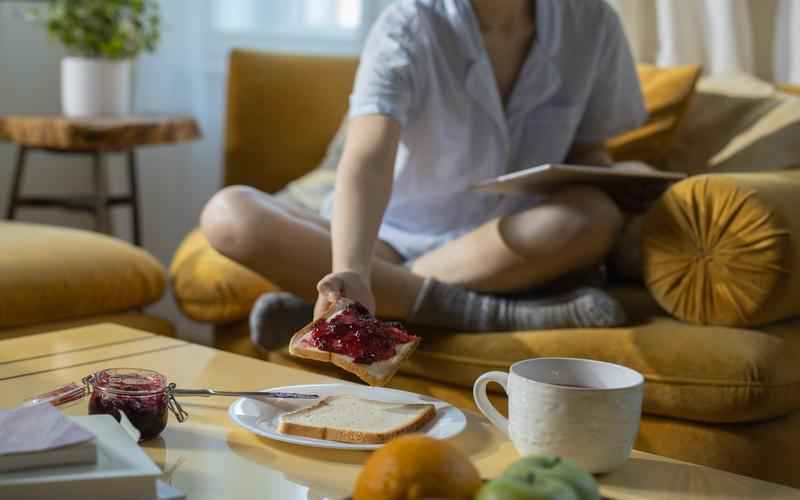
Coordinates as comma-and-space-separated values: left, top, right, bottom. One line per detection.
42, 0, 161, 58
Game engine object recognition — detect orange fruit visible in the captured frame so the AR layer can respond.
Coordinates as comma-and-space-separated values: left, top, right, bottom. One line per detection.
354, 434, 482, 500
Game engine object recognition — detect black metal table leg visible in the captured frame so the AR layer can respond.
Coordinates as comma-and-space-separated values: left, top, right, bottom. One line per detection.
5, 146, 28, 220
91, 152, 112, 235
127, 150, 142, 246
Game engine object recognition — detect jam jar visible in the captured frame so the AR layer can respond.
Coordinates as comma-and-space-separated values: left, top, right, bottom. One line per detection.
87, 368, 172, 441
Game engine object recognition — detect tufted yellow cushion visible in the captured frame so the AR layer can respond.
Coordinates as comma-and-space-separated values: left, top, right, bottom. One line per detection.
607, 64, 702, 167
0, 222, 165, 329
170, 228, 278, 324
642, 171, 800, 327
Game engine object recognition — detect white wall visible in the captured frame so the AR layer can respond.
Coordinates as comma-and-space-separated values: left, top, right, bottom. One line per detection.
0, 4, 92, 231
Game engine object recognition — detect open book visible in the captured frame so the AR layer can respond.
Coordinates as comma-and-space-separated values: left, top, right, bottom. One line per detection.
470, 163, 687, 194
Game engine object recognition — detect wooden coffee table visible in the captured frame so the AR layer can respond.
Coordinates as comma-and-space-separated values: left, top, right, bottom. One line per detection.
1, 324, 798, 499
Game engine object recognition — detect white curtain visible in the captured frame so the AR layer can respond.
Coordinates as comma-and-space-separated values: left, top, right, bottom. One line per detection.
608, 0, 800, 84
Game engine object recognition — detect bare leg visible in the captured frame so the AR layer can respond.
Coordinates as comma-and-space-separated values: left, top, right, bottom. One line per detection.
200, 186, 421, 319
410, 185, 623, 293
201, 184, 625, 329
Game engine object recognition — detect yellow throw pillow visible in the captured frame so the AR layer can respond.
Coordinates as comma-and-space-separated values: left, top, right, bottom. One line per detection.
642, 171, 800, 327
607, 64, 702, 167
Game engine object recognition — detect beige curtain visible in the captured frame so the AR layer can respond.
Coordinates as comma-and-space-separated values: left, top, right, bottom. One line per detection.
607, 0, 800, 84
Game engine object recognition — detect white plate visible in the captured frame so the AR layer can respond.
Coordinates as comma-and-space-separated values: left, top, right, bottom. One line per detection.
228, 383, 467, 450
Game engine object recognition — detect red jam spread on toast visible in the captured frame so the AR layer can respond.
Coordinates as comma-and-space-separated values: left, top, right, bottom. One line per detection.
308, 303, 417, 364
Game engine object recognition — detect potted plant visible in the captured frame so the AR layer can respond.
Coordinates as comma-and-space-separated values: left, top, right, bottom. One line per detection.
39, 0, 161, 116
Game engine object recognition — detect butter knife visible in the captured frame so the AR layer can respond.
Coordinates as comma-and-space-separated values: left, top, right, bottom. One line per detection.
174, 388, 318, 399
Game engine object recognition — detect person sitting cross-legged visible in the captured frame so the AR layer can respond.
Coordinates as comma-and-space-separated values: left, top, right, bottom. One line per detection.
200, 0, 655, 349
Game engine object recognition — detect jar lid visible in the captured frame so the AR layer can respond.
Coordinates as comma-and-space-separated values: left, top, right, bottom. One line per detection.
88, 368, 167, 396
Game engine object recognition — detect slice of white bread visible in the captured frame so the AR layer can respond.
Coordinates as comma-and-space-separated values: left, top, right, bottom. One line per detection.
277, 395, 436, 444
289, 299, 420, 386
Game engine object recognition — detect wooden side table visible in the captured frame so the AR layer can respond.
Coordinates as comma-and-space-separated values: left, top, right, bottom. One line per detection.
0, 115, 201, 245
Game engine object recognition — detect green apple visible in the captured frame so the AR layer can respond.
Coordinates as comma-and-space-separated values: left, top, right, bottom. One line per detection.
475, 475, 579, 500
502, 455, 600, 500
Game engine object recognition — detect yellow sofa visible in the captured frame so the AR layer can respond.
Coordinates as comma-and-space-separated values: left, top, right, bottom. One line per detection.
170, 50, 800, 487
0, 222, 173, 340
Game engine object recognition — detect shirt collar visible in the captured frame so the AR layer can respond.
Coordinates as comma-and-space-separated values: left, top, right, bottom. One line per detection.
454, 0, 563, 136
450, 0, 559, 63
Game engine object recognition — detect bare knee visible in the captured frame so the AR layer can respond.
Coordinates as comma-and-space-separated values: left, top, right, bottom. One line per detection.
200, 185, 271, 262
502, 185, 623, 261
553, 185, 623, 244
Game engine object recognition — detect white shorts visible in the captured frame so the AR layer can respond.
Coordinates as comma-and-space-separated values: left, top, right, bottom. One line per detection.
377, 223, 466, 264
319, 192, 547, 264
320, 197, 462, 263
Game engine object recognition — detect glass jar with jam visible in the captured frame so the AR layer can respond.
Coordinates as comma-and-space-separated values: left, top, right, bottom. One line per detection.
85, 368, 182, 441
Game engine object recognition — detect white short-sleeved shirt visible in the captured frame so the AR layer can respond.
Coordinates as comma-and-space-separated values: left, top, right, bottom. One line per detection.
331, 0, 647, 260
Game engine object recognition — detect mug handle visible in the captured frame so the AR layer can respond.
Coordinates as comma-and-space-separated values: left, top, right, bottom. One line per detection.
473, 371, 510, 437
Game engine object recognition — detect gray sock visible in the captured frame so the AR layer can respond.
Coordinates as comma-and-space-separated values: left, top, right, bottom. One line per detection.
250, 292, 314, 351
409, 278, 627, 332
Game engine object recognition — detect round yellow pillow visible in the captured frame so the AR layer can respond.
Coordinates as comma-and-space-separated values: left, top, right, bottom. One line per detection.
642, 171, 800, 327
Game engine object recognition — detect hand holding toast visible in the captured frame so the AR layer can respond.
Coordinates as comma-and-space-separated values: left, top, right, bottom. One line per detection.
291, 299, 420, 386
315, 270, 375, 318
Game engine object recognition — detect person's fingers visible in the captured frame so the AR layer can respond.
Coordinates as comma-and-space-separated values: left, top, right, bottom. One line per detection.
316, 276, 343, 302
313, 295, 330, 319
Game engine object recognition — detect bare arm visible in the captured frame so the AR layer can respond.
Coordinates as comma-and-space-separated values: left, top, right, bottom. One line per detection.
332, 114, 400, 276
315, 114, 401, 315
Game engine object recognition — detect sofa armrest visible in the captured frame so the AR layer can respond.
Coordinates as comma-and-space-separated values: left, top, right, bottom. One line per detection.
0, 222, 165, 329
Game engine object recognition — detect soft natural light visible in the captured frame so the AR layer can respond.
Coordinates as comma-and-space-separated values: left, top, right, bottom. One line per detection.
214, 0, 362, 33
336, 0, 362, 29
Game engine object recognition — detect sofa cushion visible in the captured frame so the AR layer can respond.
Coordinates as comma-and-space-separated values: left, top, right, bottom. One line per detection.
211, 296, 800, 425
643, 171, 800, 327
607, 64, 702, 167
664, 74, 800, 175
170, 228, 277, 324
274, 119, 344, 214
399, 313, 800, 424
224, 50, 357, 194
0, 222, 165, 329
637, 411, 800, 489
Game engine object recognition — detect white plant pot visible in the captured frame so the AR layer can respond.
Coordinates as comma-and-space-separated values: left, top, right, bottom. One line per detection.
61, 57, 132, 116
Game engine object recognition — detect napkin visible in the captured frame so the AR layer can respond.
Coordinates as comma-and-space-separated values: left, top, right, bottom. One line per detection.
0, 403, 96, 472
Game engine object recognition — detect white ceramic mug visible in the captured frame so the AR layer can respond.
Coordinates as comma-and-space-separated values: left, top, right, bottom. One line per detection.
473, 357, 644, 473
